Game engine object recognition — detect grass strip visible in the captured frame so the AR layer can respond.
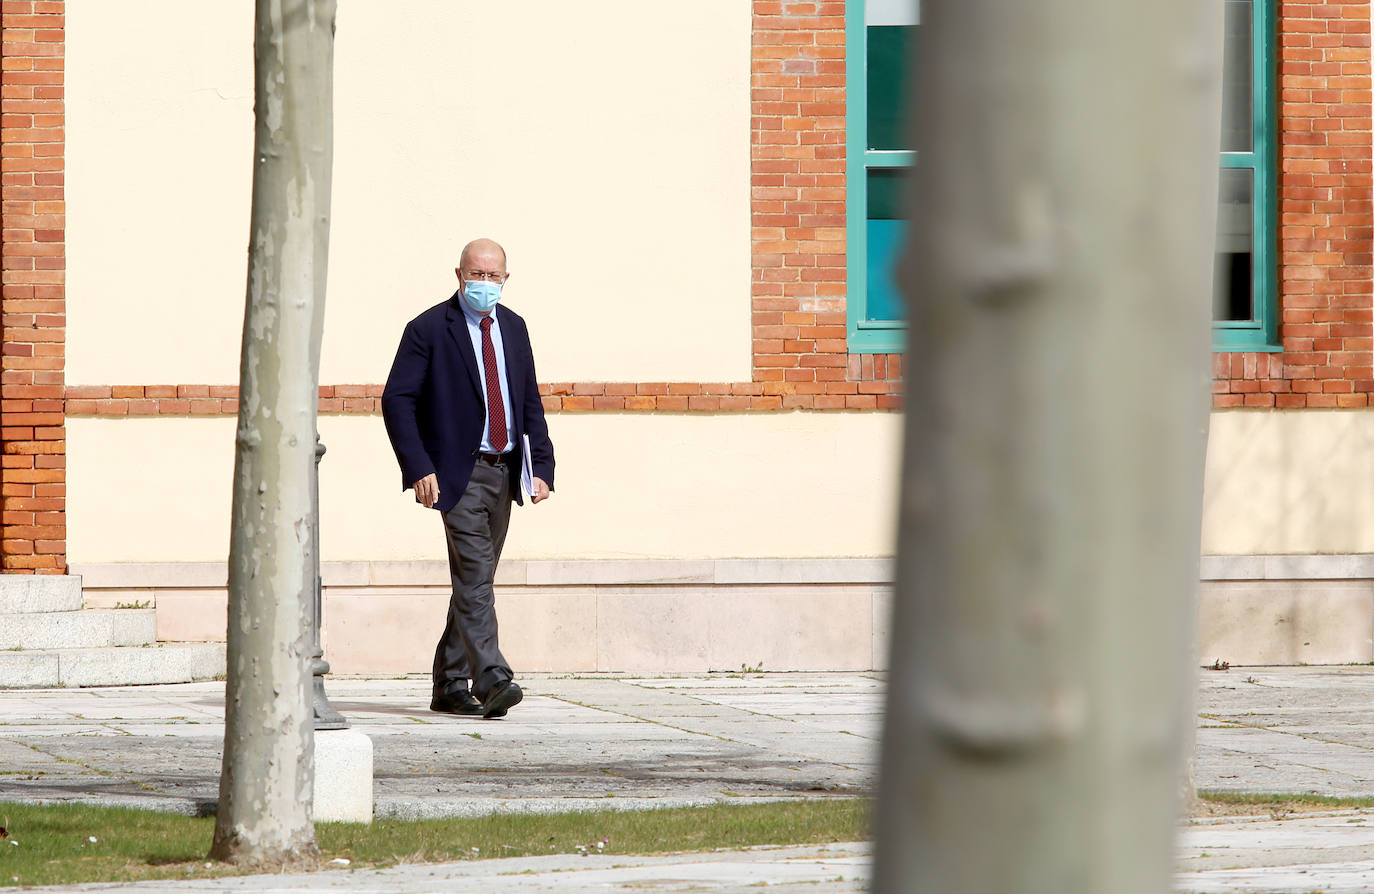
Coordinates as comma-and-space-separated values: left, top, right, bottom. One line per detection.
1197, 790, 1374, 812
0, 797, 869, 887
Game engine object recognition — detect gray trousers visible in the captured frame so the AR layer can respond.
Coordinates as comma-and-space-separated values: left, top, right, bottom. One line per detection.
431, 457, 514, 701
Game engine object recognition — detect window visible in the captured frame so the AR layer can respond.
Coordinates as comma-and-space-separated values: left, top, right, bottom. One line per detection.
846, 1, 1275, 354
846, 0, 917, 353
1214, 0, 1277, 351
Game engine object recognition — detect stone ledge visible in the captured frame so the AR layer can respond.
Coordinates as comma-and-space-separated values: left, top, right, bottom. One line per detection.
73, 557, 897, 590
76, 555, 1374, 590
0, 643, 225, 689
1201, 555, 1374, 581
0, 650, 58, 688
72, 562, 227, 590
0, 575, 83, 614
0, 609, 155, 651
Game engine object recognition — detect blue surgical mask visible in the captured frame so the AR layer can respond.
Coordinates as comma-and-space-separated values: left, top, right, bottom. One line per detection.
463, 280, 502, 313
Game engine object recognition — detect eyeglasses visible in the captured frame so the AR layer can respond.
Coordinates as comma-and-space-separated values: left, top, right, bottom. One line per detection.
463, 270, 506, 282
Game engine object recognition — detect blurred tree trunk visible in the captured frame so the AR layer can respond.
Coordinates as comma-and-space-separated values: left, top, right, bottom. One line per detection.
210, 0, 337, 868
873, 1, 1222, 892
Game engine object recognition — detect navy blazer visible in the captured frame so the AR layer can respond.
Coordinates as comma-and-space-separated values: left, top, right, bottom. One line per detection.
381, 291, 555, 513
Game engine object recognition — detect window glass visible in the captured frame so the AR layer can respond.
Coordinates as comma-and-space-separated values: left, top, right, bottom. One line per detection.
866, 169, 908, 322
1213, 168, 1255, 323
1221, 0, 1253, 152
866, 0, 919, 26
867, 25, 918, 151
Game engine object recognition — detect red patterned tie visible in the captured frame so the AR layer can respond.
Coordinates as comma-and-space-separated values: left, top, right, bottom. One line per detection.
480, 316, 508, 451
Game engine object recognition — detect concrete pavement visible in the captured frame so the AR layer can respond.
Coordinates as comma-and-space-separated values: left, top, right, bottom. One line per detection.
1176, 666, 1374, 893
7, 668, 1374, 891
0, 673, 878, 819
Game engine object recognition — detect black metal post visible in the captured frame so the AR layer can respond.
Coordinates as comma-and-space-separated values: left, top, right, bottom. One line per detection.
311, 435, 348, 729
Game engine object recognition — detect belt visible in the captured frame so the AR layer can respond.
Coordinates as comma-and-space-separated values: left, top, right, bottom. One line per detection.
476, 451, 510, 465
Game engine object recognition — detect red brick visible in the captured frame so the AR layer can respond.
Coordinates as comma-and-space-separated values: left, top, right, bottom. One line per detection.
64, 384, 106, 399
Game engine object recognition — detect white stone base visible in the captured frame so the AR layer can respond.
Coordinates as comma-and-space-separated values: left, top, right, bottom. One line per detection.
314, 728, 373, 824
74, 558, 895, 674
60, 555, 1374, 671
1199, 555, 1374, 665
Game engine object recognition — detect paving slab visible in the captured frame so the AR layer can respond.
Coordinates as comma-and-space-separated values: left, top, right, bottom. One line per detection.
1179, 667, 1374, 892
1195, 668, 1374, 798
0, 674, 882, 820
1177, 813, 1374, 893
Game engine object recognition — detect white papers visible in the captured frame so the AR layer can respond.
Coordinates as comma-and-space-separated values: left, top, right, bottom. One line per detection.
521, 433, 535, 498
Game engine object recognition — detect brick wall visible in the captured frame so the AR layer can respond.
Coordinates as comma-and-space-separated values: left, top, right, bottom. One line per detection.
751, 0, 901, 411
1214, 0, 1373, 407
0, 0, 64, 573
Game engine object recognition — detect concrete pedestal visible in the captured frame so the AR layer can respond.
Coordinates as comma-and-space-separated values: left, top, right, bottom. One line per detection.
313, 728, 374, 824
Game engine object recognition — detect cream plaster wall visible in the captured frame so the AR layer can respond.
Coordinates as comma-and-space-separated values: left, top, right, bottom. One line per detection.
67, 412, 902, 565
1202, 409, 1374, 555
68, 408, 1374, 569
66, 0, 253, 386
67, 1, 751, 386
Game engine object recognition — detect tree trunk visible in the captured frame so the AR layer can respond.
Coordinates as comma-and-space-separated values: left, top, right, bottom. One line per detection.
210, 0, 336, 868
872, 1, 1222, 892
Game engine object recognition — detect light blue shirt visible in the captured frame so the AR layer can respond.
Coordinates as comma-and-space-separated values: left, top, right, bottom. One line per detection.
461, 300, 515, 454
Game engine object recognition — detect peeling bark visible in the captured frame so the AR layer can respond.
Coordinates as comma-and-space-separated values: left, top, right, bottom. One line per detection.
210, 0, 337, 869
873, 2, 1222, 891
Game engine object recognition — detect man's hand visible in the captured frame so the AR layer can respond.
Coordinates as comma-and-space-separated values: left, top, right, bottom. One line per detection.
531, 477, 551, 504
413, 473, 440, 508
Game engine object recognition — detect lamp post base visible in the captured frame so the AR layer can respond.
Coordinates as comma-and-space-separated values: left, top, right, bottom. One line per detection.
311, 657, 349, 730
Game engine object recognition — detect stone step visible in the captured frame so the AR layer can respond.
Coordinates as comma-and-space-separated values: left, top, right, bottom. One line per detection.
0, 642, 226, 688
0, 608, 156, 650
0, 575, 83, 614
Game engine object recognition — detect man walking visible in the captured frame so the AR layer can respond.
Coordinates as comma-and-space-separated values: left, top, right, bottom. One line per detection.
382, 238, 554, 719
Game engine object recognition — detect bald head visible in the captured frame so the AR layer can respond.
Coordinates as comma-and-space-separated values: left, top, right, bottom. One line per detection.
460, 238, 507, 272
455, 239, 511, 313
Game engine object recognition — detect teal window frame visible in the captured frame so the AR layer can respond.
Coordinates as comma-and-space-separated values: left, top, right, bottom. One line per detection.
1215, 0, 1279, 352
845, 0, 912, 354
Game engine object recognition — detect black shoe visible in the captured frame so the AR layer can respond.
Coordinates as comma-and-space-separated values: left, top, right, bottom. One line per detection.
481, 680, 523, 719
430, 690, 483, 716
